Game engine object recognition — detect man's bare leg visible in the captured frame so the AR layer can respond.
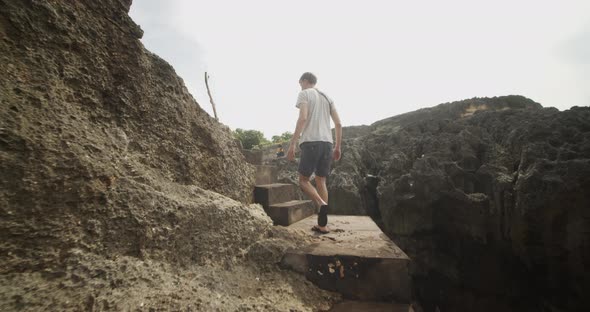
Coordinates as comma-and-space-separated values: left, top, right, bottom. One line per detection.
315, 176, 328, 204
298, 174, 327, 206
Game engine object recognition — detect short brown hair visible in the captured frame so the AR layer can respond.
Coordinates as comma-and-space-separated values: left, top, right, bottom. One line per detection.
299, 72, 317, 85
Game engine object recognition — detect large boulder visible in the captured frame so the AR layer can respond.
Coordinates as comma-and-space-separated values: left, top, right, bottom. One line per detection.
0, 0, 260, 269
0, 1, 336, 310
329, 97, 590, 311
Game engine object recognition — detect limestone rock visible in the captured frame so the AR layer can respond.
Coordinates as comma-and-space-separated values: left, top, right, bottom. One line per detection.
329, 97, 590, 311
0, 1, 342, 310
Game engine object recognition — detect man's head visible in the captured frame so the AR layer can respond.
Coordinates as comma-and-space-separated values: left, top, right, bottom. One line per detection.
299, 72, 317, 90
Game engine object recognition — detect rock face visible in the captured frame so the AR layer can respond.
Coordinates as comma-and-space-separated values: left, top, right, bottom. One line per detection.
0, 1, 337, 310
0, 0, 254, 204
0, 0, 259, 269
329, 96, 590, 311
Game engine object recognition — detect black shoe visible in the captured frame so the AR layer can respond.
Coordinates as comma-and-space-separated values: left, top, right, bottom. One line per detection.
318, 205, 328, 227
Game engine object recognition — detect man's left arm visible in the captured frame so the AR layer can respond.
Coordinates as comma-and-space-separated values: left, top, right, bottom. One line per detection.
331, 105, 342, 161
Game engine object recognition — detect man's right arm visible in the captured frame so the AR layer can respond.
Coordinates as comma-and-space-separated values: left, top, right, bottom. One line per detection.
331, 107, 342, 161
287, 102, 308, 161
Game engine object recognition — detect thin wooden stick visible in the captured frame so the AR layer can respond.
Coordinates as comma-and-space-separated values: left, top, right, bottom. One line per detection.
204, 72, 219, 121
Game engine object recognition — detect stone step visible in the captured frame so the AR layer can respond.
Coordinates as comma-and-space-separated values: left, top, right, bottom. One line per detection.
241, 149, 263, 165
282, 215, 412, 302
329, 300, 413, 312
254, 165, 277, 185
267, 200, 315, 226
253, 183, 296, 209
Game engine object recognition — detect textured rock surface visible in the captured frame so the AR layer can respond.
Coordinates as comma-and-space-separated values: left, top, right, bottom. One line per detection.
0, 0, 254, 203
329, 96, 590, 311
0, 0, 259, 269
0, 1, 337, 310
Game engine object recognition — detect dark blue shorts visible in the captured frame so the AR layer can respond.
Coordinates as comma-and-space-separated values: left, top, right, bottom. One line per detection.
298, 141, 333, 178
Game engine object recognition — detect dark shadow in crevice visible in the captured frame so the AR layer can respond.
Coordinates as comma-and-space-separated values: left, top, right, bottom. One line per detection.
363, 174, 382, 223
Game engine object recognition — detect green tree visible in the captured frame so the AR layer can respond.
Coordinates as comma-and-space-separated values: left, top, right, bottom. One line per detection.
272, 131, 293, 143
233, 128, 270, 149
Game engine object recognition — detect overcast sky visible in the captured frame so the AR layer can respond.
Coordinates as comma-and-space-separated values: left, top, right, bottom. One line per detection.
129, 0, 589, 138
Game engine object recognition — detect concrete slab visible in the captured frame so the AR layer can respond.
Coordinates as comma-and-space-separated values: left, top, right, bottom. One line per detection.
329, 301, 413, 312
282, 215, 411, 302
268, 200, 315, 226
253, 183, 295, 209
287, 215, 410, 259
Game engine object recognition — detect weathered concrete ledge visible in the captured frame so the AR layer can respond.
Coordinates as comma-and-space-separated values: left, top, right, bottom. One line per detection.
329, 300, 413, 312
282, 215, 412, 302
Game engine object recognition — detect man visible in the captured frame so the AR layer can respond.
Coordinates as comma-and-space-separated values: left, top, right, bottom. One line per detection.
276, 145, 285, 157
287, 72, 342, 234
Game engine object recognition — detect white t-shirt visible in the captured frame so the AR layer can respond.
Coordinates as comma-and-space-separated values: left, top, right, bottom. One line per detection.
295, 88, 334, 145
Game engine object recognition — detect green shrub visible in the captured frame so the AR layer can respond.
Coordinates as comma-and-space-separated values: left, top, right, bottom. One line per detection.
233, 128, 270, 150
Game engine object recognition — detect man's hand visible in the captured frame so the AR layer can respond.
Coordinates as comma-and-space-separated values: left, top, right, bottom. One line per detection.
333, 146, 341, 161
287, 145, 296, 161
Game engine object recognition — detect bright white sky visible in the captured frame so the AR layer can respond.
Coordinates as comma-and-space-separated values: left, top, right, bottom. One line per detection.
129, 0, 590, 139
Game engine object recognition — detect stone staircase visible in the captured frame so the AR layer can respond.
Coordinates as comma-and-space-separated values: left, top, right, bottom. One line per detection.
249, 153, 315, 226
253, 183, 315, 226
246, 153, 413, 311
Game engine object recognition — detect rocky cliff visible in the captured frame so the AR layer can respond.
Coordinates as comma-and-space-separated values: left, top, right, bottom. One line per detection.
328, 96, 590, 311
0, 1, 335, 310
